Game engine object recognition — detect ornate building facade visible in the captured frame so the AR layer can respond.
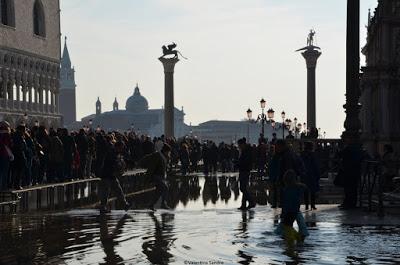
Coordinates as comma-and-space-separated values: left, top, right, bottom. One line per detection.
59, 37, 76, 126
360, 1, 400, 154
0, 0, 61, 127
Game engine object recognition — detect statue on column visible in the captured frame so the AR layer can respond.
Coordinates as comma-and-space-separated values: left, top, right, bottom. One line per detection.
161, 42, 188, 59
307, 29, 316, 46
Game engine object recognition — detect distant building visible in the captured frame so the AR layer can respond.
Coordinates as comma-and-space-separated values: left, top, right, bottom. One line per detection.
0, 0, 62, 127
360, 2, 400, 154
79, 84, 189, 137
192, 120, 287, 144
59, 37, 76, 126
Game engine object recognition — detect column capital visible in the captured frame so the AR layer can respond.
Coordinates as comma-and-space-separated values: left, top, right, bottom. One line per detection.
159, 57, 180, 73
302, 48, 322, 69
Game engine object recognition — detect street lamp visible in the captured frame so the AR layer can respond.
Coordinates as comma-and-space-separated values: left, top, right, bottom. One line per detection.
34, 120, 39, 127
246, 108, 252, 141
260, 98, 266, 110
281, 111, 286, 139
267, 108, 275, 119
294, 117, 298, 138
297, 123, 303, 139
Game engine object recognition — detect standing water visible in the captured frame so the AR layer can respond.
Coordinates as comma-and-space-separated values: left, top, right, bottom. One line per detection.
0, 174, 399, 264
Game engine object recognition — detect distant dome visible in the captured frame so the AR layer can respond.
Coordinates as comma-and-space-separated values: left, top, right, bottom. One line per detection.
125, 84, 149, 113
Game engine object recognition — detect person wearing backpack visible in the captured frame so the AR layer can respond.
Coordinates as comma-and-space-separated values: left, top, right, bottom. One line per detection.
98, 138, 130, 213
139, 143, 172, 210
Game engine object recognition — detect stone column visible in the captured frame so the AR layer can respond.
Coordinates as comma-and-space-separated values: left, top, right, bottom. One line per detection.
301, 48, 321, 131
159, 57, 179, 138
28, 78, 33, 111
2, 72, 8, 109
50, 89, 54, 113
55, 90, 59, 114
16, 79, 21, 110
342, 0, 361, 142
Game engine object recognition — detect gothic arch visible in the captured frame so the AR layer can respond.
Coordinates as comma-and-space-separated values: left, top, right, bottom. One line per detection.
0, 0, 15, 27
33, 0, 45, 37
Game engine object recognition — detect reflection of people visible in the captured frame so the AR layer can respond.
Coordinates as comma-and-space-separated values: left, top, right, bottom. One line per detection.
237, 138, 256, 210
140, 144, 172, 210
235, 211, 255, 264
142, 213, 174, 264
98, 139, 130, 212
99, 213, 130, 264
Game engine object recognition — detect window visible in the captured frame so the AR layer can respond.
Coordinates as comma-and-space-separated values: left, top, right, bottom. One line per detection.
33, 0, 45, 37
0, 0, 15, 27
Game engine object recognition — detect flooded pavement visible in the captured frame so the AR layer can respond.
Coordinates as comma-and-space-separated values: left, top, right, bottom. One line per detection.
0, 175, 400, 265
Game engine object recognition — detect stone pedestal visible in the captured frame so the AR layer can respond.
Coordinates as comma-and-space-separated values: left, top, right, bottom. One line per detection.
301, 47, 321, 131
159, 57, 179, 138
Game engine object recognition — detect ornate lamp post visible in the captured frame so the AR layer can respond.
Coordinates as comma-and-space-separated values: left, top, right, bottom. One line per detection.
297, 123, 303, 139
259, 98, 267, 137
246, 99, 275, 141
281, 111, 286, 139
89, 119, 93, 131
294, 117, 298, 138
246, 108, 253, 140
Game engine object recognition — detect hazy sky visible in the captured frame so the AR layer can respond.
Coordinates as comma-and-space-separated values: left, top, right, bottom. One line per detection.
60, 0, 378, 137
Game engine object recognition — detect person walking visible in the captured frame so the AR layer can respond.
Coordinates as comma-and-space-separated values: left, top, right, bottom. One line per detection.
98, 138, 130, 212
139, 144, 172, 210
300, 142, 320, 210
237, 138, 256, 210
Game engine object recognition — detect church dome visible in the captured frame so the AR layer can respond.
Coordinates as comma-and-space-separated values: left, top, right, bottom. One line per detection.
125, 84, 149, 113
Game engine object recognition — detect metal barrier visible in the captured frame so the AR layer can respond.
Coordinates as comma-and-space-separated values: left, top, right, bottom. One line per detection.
359, 160, 400, 216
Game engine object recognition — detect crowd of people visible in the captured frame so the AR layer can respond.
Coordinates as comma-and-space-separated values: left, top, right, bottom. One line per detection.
0, 120, 334, 193
2, 119, 387, 242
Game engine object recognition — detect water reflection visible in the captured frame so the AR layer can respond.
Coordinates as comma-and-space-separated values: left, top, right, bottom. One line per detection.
0, 175, 399, 265
99, 213, 130, 265
142, 213, 175, 265
235, 211, 255, 265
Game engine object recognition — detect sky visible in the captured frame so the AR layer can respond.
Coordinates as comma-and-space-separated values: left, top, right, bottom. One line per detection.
60, 0, 378, 138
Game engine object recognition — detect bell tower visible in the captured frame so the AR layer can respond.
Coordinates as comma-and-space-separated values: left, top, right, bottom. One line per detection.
59, 36, 77, 126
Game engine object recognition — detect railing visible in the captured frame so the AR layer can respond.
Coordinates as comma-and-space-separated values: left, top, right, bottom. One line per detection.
0, 169, 150, 214
359, 160, 400, 216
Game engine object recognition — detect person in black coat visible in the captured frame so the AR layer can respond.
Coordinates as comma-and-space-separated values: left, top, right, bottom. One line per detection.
300, 142, 320, 210
11, 125, 28, 189
76, 129, 89, 179
237, 138, 256, 210
98, 138, 130, 212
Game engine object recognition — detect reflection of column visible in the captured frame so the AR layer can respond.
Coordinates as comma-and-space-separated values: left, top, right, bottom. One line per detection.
159, 57, 179, 138
301, 48, 321, 131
